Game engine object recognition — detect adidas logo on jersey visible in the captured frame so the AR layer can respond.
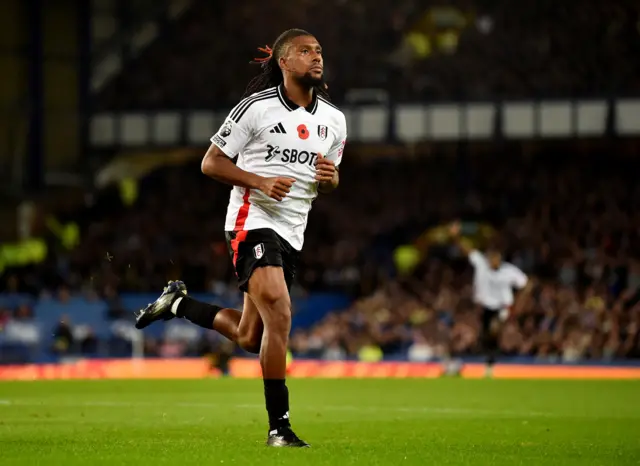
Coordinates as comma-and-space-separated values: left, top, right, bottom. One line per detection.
269, 123, 287, 134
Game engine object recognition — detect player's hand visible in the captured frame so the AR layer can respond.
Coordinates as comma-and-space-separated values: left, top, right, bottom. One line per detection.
449, 221, 462, 237
259, 176, 296, 202
314, 153, 336, 182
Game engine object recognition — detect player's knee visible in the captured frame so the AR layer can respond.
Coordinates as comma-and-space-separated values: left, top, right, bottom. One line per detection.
259, 292, 291, 335
257, 284, 290, 307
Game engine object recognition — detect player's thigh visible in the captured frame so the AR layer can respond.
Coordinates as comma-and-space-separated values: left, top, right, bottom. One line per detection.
488, 312, 502, 336
227, 228, 283, 293
248, 266, 291, 330
238, 293, 263, 341
229, 228, 292, 328
481, 307, 494, 334
480, 308, 499, 336
278, 234, 299, 293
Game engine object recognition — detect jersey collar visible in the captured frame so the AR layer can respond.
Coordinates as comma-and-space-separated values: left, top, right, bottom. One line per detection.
277, 83, 318, 114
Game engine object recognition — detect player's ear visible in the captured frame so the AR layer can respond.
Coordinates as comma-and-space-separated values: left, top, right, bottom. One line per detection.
279, 56, 289, 72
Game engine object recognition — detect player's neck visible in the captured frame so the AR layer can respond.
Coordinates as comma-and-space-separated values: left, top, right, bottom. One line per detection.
282, 77, 313, 108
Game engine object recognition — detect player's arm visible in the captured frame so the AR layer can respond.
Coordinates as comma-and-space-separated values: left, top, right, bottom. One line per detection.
202, 107, 295, 202
202, 144, 263, 190
202, 145, 295, 202
448, 221, 475, 257
317, 117, 347, 194
316, 157, 338, 193
511, 269, 533, 313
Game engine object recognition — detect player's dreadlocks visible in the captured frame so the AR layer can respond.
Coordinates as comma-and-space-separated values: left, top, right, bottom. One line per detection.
243, 28, 331, 101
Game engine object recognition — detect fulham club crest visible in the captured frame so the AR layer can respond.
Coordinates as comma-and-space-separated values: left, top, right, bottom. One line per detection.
317, 125, 328, 141
253, 243, 265, 259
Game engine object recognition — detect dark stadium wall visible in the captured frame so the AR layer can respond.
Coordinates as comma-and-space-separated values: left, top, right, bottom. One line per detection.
0, 0, 83, 191
0, 0, 28, 179
43, 0, 80, 171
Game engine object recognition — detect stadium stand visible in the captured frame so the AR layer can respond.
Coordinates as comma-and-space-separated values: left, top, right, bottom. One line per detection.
2, 142, 640, 362
1, 0, 639, 364
96, 0, 640, 110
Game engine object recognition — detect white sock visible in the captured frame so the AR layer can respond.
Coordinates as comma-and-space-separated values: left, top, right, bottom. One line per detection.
170, 297, 184, 315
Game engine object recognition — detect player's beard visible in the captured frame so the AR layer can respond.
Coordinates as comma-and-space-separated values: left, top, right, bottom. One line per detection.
296, 72, 324, 89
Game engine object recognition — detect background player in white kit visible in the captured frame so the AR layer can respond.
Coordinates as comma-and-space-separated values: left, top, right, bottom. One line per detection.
449, 221, 532, 376
133, 29, 347, 447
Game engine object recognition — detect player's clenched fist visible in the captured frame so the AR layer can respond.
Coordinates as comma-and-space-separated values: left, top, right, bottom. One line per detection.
314, 153, 336, 182
259, 176, 296, 202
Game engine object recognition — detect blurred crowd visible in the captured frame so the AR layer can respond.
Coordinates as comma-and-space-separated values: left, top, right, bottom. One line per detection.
4, 0, 640, 364
288, 142, 640, 362
2, 139, 640, 362
98, 0, 640, 110
292, 268, 640, 363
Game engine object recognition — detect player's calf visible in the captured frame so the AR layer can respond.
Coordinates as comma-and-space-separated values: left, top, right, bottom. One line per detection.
254, 287, 292, 430
135, 282, 268, 356
235, 295, 265, 354
177, 298, 266, 355
248, 266, 308, 446
172, 295, 223, 330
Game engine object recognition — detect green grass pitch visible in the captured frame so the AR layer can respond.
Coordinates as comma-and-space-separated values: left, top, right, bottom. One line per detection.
0, 378, 638, 465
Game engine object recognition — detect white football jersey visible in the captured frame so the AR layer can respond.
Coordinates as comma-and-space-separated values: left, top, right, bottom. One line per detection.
210, 84, 347, 251
469, 250, 528, 309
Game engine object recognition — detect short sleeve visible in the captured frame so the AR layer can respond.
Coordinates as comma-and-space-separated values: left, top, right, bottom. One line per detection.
325, 113, 347, 167
510, 267, 528, 289
468, 250, 484, 268
210, 98, 258, 158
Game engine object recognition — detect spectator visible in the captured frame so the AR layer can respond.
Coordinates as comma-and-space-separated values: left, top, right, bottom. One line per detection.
52, 315, 74, 355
